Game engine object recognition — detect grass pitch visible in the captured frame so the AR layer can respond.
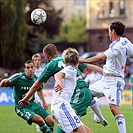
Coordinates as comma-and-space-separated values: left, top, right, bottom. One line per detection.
0, 105, 132, 133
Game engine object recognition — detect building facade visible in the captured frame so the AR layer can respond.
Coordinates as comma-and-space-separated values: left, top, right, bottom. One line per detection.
52, 0, 133, 52
52, 0, 86, 19
86, 0, 133, 51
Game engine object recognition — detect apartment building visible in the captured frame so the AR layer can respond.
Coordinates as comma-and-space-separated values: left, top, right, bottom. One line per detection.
86, 0, 133, 51
52, 0, 133, 52
52, 0, 86, 19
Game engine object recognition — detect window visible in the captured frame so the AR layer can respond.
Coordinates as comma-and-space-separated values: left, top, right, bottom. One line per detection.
109, 1, 115, 17
74, 0, 86, 7
119, 0, 126, 15
98, 36, 104, 44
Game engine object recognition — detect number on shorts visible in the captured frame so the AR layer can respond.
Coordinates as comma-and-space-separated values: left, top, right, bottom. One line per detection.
74, 116, 80, 123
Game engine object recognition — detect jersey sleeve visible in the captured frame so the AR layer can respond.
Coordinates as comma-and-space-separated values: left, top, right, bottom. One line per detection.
78, 63, 87, 72
38, 63, 53, 83
128, 42, 133, 55
5, 73, 21, 87
104, 45, 119, 59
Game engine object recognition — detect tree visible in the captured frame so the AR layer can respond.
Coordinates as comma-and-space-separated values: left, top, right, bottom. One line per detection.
57, 15, 87, 43
0, 0, 27, 70
25, 0, 63, 57
0, 0, 63, 70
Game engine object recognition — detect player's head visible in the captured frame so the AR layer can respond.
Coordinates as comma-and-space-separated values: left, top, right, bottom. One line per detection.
62, 47, 79, 67
108, 19, 125, 41
43, 43, 58, 62
32, 53, 42, 68
24, 60, 35, 78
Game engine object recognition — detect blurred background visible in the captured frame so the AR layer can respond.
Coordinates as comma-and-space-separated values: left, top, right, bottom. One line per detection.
0, 0, 133, 106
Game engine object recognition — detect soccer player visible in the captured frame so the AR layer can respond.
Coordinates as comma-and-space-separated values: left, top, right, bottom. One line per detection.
52, 47, 93, 133
0, 60, 54, 133
32, 53, 47, 131
79, 19, 133, 133
18, 44, 107, 132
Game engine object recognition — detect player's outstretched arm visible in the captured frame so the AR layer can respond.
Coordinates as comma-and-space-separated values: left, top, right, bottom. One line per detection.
87, 64, 103, 73
0, 78, 11, 87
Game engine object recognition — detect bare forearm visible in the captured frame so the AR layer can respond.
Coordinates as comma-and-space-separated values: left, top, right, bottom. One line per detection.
81, 54, 106, 64
37, 91, 46, 104
54, 72, 65, 83
87, 64, 103, 73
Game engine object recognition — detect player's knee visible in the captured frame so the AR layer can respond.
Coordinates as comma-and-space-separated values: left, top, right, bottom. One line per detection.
44, 115, 55, 126
46, 118, 54, 126
36, 117, 45, 125
109, 104, 120, 116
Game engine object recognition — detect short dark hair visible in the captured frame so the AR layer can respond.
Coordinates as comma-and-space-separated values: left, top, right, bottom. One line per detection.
24, 60, 34, 68
110, 20, 125, 36
43, 43, 58, 56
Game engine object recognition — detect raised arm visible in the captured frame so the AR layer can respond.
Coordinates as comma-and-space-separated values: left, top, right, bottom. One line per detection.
0, 78, 11, 87
86, 64, 103, 73
79, 54, 106, 64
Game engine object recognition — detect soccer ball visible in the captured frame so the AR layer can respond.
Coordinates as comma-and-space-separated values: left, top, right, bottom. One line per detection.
31, 8, 47, 25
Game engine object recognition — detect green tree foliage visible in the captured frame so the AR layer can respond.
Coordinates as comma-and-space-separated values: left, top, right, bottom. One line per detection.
0, 0, 63, 70
57, 15, 87, 43
0, 0, 27, 70
25, 0, 63, 56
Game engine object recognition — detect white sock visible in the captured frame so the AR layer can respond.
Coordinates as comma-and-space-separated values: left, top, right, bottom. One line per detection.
90, 99, 105, 121
115, 114, 127, 133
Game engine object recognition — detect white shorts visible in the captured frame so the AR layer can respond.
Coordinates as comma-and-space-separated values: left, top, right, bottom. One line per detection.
89, 75, 125, 106
51, 101, 82, 133
34, 92, 43, 106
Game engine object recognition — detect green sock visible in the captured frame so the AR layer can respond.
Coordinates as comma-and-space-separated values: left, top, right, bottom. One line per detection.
40, 123, 52, 133
56, 126, 65, 133
48, 125, 54, 132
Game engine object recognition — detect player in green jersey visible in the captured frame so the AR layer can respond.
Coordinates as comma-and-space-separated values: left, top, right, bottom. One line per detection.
18, 44, 107, 133
0, 60, 54, 133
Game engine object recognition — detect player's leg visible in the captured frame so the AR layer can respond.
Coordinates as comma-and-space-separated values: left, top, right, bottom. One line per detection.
105, 76, 126, 133
82, 124, 93, 133
44, 115, 55, 132
34, 102, 54, 132
34, 92, 43, 132
30, 114, 52, 133
72, 125, 92, 133
89, 97, 108, 126
15, 106, 52, 133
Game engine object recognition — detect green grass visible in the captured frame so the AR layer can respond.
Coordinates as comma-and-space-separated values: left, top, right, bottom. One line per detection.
0, 105, 133, 133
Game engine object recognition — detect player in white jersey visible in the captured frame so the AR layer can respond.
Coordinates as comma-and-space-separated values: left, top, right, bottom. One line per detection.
80, 19, 133, 133
32, 53, 48, 132
51, 48, 93, 133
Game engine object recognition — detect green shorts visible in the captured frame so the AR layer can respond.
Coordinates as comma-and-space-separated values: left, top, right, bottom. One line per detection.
70, 87, 92, 117
15, 102, 49, 125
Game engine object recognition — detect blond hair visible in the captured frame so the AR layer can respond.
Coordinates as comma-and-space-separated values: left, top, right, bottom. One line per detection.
62, 47, 79, 66
32, 53, 41, 60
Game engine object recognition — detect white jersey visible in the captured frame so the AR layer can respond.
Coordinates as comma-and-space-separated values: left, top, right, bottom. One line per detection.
103, 37, 133, 78
34, 67, 44, 105
52, 65, 77, 105
34, 67, 43, 77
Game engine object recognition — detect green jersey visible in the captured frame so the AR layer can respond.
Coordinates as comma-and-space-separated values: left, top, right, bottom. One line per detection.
76, 63, 89, 88
38, 56, 65, 83
71, 63, 92, 116
5, 72, 42, 107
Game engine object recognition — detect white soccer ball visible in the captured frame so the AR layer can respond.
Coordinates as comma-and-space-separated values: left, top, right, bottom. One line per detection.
31, 8, 47, 25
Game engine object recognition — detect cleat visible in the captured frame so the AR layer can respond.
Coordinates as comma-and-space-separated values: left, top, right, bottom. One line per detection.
94, 119, 108, 127
100, 120, 108, 127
